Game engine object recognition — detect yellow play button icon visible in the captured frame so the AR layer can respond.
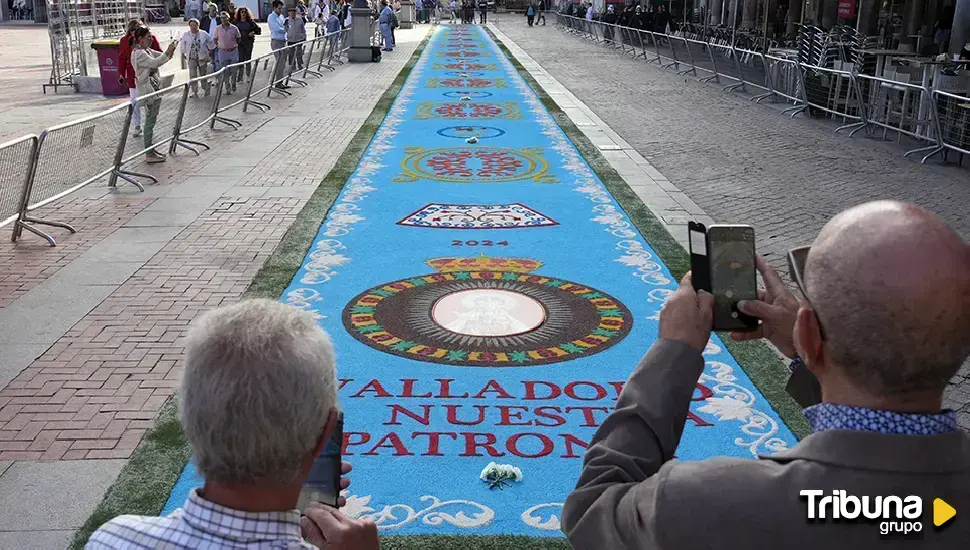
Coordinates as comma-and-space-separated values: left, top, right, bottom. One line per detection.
933, 498, 956, 527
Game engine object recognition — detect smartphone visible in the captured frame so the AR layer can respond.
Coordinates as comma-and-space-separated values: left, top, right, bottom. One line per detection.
298, 413, 343, 509
707, 224, 759, 332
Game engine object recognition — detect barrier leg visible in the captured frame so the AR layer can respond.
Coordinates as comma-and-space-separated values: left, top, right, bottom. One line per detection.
676, 38, 697, 76
13, 217, 75, 247
751, 55, 774, 102
699, 42, 720, 83
210, 72, 242, 129
723, 47, 746, 92
108, 105, 151, 191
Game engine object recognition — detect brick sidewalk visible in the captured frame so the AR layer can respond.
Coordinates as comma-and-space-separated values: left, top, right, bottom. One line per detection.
0, 37, 426, 460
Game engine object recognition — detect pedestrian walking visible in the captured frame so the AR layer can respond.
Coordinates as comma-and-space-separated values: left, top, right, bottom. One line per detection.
268, 0, 289, 90
449, 0, 456, 23
199, 4, 220, 36
537, 0, 546, 25
526, 2, 534, 26
285, 7, 308, 70
185, 0, 203, 21
130, 27, 177, 163
477, 0, 487, 24
314, 0, 331, 36
119, 19, 162, 138
179, 18, 215, 97
213, 13, 241, 94
379, 0, 393, 51
234, 7, 260, 86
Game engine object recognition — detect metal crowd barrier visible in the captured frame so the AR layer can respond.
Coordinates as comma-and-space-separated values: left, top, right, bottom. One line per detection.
854, 74, 943, 162
934, 89, 970, 163
6, 32, 354, 246
552, 13, 966, 165
23, 104, 131, 244
799, 64, 867, 135
174, 68, 226, 150
0, 136, 40, 237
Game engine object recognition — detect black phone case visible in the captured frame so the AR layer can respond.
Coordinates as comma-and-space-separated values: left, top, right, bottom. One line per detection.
687, 221, 711, 293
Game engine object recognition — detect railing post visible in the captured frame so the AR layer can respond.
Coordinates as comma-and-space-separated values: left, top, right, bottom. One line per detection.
661, 32, 680, 70
108, 103, 143, 191
168, 83, 201, 155
699, 38, 720, 83
10, 136, 42, 243
724, 44, 746, 92
211, 69, 242, 129
677, 36, 697, 76
752, 54, 775, 103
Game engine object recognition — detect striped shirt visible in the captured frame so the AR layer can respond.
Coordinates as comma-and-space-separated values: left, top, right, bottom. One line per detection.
86, 488, 316, 549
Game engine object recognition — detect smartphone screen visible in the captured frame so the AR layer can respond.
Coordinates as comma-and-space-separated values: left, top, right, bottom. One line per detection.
298, 413, 343, 509
708, 225, 758, 331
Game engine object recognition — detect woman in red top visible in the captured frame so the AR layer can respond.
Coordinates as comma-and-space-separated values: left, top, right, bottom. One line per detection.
118, 19, 162, 137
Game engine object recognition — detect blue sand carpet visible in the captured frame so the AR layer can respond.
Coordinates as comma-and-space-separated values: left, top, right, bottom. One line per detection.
163, 25, 797, 536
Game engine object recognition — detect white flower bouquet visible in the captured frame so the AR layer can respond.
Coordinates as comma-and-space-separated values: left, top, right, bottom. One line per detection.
479, 462, 523, 490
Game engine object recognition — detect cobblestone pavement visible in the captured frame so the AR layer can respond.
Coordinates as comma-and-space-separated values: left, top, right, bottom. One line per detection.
0, 26, 426, 545
490, 16, 970, 429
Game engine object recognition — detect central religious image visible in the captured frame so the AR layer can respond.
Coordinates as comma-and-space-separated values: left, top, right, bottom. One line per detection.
342, 256, 634, 367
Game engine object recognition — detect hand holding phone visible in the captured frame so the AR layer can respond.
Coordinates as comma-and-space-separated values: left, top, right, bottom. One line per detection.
688, 223, 759, 332
298, 413, 344, 509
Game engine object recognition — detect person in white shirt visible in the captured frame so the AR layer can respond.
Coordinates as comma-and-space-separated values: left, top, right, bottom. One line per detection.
179, 18, 215, 98
185, 0, 203, 21
130, 27, 177, 164
314, 0, 331, 36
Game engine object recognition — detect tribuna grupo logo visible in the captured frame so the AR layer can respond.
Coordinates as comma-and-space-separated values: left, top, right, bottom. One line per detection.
800, 490, 925, 535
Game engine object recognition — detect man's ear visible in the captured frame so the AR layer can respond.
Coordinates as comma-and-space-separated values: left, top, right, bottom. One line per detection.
794, 306, 825, 377
311, 406, 339, 459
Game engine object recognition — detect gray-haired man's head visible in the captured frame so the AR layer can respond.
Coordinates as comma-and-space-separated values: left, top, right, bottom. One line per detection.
180, 299, 338, 486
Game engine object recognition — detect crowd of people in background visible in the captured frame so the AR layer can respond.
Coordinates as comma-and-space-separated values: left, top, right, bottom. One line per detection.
563, 0, 674, 35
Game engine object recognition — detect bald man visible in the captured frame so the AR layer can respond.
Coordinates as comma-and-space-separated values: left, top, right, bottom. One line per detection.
563, 201, 970, 550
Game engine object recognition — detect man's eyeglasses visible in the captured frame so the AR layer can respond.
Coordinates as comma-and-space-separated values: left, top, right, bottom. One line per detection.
787, 245, 826, 341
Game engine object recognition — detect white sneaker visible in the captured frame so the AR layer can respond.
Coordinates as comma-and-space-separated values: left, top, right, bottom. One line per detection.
132, 126, 142, 137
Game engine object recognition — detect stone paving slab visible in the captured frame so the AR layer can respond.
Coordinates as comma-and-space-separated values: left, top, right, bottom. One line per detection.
489, 15, 970, 429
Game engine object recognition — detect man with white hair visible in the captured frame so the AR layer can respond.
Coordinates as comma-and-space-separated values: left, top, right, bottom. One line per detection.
86, 300, 379, 549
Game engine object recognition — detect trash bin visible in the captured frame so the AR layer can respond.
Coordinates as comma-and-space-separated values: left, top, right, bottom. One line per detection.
91, 40, 127, 96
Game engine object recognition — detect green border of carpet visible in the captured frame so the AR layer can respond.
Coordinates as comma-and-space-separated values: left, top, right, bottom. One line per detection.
485, 26, 811, 440
69, 32, 569, 550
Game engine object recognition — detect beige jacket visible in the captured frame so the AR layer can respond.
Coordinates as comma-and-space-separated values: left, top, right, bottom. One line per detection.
562, 339, 970, 549
130, 46, 173, 99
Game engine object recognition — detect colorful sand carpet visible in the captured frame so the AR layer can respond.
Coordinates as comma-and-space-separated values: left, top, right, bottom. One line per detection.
163, 25, 796, 536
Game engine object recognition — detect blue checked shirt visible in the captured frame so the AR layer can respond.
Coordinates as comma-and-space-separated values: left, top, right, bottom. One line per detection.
804, 402, 957, 435
86, 488, 315, 549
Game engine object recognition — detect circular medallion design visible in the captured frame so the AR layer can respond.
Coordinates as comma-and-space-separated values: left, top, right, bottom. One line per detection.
343, 275, 633, 367
436, 126, 506, 139
444, 71, 485, 77
442, 90, 493, 99
397, 146, 556, 183
432, 289, 547, 337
